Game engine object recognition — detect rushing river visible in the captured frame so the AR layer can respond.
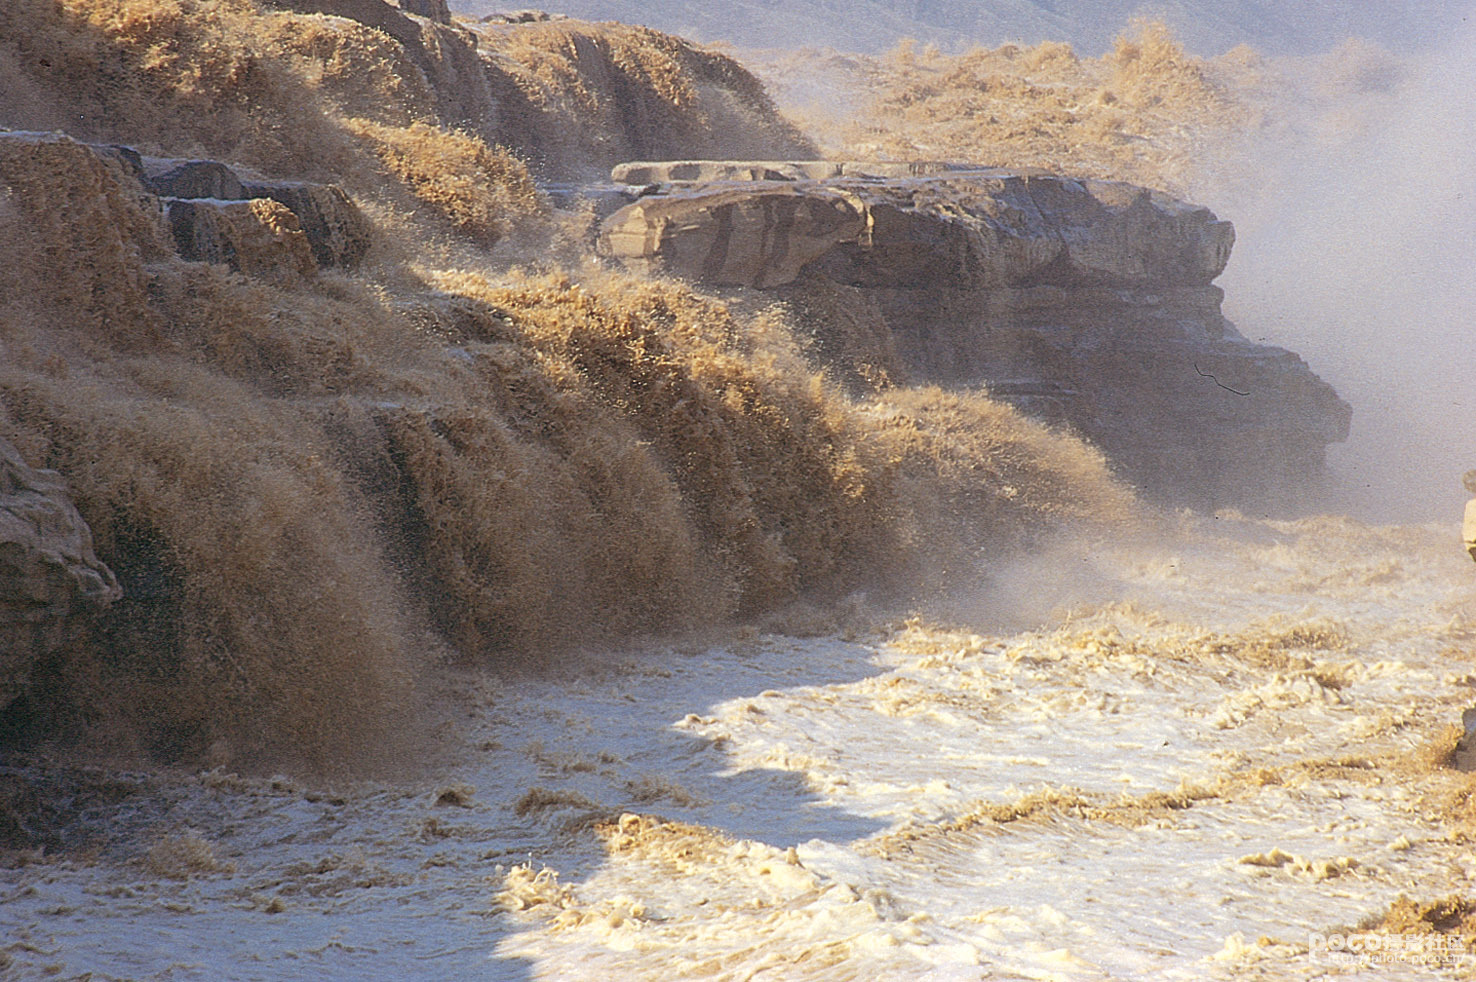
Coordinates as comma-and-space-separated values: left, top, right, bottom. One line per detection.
5, 511, 1475, 980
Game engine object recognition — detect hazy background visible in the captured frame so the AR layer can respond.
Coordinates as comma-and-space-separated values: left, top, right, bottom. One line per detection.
457, 0, 1476, 524
455, 0, 1467, 56
1207, 18, 1476, 522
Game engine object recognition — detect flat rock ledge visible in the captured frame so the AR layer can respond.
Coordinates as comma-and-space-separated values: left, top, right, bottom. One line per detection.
600, 161, 1234, 291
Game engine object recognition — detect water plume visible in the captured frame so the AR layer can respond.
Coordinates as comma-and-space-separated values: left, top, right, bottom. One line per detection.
1208, 21, 1476, 521
0, 0, 1137, 773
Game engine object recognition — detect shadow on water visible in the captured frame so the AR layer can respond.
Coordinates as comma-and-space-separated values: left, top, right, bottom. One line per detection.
489, 631, 893, 842
456, 630, 898, 971
0, 629, 894, 981
0, 754, 543, 982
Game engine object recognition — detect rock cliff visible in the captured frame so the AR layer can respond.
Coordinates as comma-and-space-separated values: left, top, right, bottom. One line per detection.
599, 163, 1350, 506
1, 439, 121, 711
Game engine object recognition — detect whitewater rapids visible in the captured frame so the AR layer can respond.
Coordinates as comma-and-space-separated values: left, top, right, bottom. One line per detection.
5, 511, 1475, 980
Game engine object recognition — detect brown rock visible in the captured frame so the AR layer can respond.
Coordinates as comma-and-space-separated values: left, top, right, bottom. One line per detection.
612, 160, 847, 184
609, 160, 975, 184
165, 197, 318, 282
600, 185, 868, 288
0, 439, 120, 710
239, 180, 373, 269
1044, 178, 1235, 287
142, 158, 247, 200
394, 0, 452, 23
847, 279, 1351, 506
1, 138, 374, 277
599, 167, 1233, 291
132, 156, 373, 271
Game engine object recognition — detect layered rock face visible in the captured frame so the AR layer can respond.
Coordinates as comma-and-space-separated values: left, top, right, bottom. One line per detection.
134, 151, 374, 272
1, 439, 121, 710
600, 163, 1351, 506
3, 134, 372, 281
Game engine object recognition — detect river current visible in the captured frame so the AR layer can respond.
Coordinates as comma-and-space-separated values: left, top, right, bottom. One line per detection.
5, 511, 1475, 980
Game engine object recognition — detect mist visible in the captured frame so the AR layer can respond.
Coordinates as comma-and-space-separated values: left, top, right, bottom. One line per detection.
1210, 20, 1476, 523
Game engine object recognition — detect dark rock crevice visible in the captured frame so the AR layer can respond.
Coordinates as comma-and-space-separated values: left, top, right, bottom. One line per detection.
0, 438, 121, 715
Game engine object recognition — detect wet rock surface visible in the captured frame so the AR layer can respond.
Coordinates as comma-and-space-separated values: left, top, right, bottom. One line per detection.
0, 439, 120, 711
140, 155, 372, 271
143, 158, 249, 200
164, 197, 319, 282
0, 133, 372, 276
599, 161, 1350, 506
235, 180, 372, 269
264, 0, 494, 124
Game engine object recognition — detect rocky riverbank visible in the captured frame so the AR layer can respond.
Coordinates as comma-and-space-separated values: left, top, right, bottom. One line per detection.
598, 161, 1351, 505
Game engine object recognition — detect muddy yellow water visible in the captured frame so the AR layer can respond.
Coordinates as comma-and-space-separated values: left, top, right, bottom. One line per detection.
5, 511, 1475, 980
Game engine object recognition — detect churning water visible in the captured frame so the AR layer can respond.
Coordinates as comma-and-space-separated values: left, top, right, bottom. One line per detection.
5, 510, 1475, 980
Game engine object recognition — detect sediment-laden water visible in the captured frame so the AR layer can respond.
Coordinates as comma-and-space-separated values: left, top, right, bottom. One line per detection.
5, 511, 1473, 980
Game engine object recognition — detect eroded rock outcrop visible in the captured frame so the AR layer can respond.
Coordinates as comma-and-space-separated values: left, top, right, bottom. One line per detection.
1, 439, 121, 710
264, 0, 495, 128
600, 162, 1350, 507
601, 165, 1233, 290
143, 158, 248, 200
235, 180, 373, 269
394, 0, 453, 23
601, 184, 869, 288
610, 160, 979, 184
137, 154, 372, 271
0, 133, 372, 279
609, 160, 946, 184
165, 198, 319, 283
